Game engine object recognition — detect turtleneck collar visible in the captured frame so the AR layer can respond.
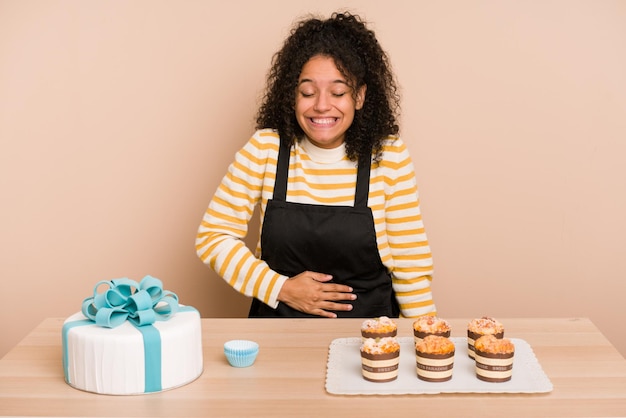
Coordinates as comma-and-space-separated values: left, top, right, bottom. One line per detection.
300, 137, 347, 163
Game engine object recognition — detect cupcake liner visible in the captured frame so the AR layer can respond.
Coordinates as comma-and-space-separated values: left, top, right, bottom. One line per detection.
360, 351, 400, 382
224, 340, 259, 367
474, 350, 514, 382
415, 350, 455, 382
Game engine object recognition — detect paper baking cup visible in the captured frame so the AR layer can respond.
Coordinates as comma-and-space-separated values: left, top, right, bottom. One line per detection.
415, 350, 455, 382
224, 340, 259, 367
360, 351, 400, 382
475, 349, 514, 382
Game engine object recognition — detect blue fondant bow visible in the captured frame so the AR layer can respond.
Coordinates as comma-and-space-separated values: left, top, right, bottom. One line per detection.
81, 275, 179, 328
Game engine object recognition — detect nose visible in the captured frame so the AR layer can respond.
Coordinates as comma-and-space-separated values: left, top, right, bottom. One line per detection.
313, 93, 331, 112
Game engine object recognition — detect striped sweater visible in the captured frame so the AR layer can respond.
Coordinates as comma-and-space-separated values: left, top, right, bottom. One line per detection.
196, 129, 436, 317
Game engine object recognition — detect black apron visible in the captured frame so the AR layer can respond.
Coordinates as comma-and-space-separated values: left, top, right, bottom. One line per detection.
248, 139, 399, 318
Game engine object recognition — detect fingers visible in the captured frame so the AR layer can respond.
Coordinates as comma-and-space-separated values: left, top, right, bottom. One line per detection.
304, 271, 354, 295
307, 272, 333, 282
325, 290, 357, 302
305, 272, 356, 303
311, 301, 354, 318
277, 271, 357, 317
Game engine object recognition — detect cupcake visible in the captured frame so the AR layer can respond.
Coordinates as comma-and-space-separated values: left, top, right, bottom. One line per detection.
474, 334, 515, 382
360, 337, 401, 383
467, 316, 504, 359
415, 335, 455, 382
361, 316, 397, 340
413, 316, 451, 345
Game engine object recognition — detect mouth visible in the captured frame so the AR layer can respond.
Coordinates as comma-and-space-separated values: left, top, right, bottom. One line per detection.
309, 117, 338, 126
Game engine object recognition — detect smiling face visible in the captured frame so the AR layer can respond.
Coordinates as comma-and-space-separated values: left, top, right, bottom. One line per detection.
295, 55, 366, 149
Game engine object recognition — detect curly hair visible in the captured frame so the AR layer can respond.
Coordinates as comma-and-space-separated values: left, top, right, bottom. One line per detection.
255, 12, 400, 163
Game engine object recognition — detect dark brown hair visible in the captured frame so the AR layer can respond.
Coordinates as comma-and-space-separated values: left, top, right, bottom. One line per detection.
255, 12, 400, 162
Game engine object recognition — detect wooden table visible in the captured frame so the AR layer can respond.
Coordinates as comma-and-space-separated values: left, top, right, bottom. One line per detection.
1, 317, 625, 417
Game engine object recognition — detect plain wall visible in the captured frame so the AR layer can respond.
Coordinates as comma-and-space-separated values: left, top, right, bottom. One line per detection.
1, 0, 625, 358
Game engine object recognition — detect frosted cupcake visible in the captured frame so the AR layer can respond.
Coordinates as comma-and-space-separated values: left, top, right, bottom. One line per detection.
413, 316, 451, 345
415, 335, 455, 382
360, 337, 401, 383
474, 335, 515, 382
467, 317, 504, 359
361, 316, 397, 341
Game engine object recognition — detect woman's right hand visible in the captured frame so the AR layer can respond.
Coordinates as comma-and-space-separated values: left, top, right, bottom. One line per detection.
277, 271, 357, 318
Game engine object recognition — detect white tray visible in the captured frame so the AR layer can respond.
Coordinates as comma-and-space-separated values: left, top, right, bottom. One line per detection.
325, 337, 553, 395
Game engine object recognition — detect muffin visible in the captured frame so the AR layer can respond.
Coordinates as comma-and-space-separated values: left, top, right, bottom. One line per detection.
413, 316, 451, 345
361, 316, 398, 340
415, 335, 455, 382
474, 334, 515, 382
360, 337, 401, 383
467, 316, 504, 359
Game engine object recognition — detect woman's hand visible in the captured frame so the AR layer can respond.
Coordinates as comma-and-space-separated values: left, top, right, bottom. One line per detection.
277, 271, 357, 318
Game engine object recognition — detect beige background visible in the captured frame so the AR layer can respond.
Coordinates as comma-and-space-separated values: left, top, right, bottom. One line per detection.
1, 0, 625, 359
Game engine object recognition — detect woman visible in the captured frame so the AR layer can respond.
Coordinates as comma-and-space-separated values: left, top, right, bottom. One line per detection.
196, 12, 436, 318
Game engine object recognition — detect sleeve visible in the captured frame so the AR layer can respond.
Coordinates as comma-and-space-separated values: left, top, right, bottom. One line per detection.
195, 131, 288, 308
382, 138, 437, 317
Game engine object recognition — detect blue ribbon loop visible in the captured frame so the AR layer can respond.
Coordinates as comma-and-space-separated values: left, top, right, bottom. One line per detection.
81, 275, 179, 328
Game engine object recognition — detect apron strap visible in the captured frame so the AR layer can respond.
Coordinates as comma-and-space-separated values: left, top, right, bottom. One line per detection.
273, 138, 371, 208
273, 139, 291, 202
354, 154, 371, 208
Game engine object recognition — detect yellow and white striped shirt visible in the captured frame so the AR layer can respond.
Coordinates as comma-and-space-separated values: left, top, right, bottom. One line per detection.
196, 129, 436, 317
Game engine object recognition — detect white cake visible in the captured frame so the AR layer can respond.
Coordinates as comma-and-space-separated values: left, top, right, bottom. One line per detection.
62, 276, 203, 395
